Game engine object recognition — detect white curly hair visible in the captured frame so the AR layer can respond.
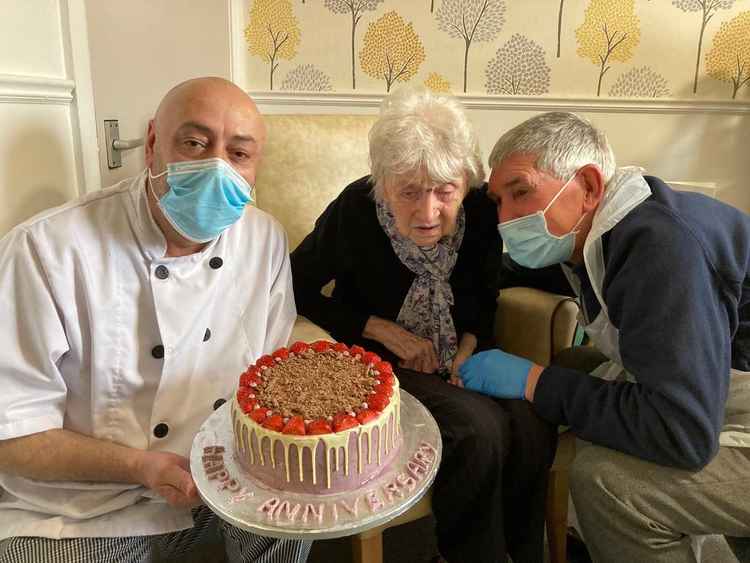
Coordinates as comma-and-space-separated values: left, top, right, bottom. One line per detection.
369, 86, 485, 200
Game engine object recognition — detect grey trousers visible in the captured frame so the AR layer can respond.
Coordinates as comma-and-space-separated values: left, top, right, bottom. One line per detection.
571, 442, 750, 563
555, 346, 750, 563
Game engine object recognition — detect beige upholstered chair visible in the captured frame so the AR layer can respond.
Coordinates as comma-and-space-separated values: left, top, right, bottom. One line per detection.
255, 115, 579, 563
254, 115, 376, 251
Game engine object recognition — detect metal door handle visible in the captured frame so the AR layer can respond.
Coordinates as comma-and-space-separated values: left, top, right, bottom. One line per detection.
104, 119, 144, 169
112, 138, 144, 151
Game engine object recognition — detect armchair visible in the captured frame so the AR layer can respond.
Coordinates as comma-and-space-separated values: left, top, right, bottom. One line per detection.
255, 115, 580, 563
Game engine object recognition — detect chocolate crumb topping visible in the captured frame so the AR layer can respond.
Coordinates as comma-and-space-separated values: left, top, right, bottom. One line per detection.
255, 351, 376, 419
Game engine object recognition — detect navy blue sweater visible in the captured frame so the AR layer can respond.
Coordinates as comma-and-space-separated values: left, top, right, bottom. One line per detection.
534, 176, 750, 470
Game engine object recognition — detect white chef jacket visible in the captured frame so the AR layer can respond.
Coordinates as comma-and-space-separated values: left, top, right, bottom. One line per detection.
0, 171, 296, 539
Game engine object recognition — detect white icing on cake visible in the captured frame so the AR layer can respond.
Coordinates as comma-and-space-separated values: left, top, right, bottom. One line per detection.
232, 343, 402, 494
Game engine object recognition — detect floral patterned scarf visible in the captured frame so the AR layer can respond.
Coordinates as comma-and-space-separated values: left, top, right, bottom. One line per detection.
375, 200, 465, 374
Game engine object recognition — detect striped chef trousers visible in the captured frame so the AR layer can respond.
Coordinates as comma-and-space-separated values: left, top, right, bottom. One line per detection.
0, 505, 311, 563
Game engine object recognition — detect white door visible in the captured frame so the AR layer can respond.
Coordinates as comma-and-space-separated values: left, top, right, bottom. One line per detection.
0, 0, 98, 235
84, 0, 232, 187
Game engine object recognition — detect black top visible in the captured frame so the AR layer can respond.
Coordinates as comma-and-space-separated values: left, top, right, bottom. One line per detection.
290, 176, 503, 366
536, 176, 750, 470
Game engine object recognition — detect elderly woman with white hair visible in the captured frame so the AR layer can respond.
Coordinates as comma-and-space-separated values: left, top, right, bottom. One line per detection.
291, 88, 557, 563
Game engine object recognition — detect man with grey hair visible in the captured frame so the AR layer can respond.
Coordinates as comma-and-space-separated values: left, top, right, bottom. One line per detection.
459, 111, 750, 562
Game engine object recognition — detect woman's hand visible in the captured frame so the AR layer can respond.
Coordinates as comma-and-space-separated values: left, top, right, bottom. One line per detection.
450, 333, 477, 386
363, 316, 439, 374
450, 350, 471, 387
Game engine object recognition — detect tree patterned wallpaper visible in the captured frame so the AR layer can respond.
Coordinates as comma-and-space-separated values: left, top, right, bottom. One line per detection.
239, 0, 750, 100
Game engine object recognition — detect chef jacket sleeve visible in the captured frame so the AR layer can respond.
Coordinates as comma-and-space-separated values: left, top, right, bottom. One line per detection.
262, 228, 297, 354
0, 226, 69, 441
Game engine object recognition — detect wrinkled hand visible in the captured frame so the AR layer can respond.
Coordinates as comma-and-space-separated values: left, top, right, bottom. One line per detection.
450, 348, 473, 387
458, 349, 533, 399
363, 317, 438, 374
135, 450, 199, 508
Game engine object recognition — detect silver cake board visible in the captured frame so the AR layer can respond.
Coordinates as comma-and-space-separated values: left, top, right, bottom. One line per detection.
190, 390, 442, 540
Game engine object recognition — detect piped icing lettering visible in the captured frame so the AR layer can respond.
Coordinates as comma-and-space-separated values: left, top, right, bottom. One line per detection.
303, 503, 325, 524
339, 497, 360, 517
365, 490, 384, 513
258, 497, 280, 517
276, 500, 301, 522
203, 441, 439, 526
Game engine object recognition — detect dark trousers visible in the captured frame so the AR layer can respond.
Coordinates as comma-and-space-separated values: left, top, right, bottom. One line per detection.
397, 369, 558, 563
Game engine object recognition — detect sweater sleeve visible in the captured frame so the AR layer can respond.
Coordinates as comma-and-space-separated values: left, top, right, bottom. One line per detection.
533, 213, 731, 470
290, 189, 370, 344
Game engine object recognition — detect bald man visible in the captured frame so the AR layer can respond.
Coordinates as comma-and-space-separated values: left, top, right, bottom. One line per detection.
0, 78, 311, 563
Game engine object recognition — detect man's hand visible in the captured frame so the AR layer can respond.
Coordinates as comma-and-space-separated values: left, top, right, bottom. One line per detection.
459, 348, 539, 400
0, 429, 200, 508
363, 316, 438, 374
134, 450, 200, 508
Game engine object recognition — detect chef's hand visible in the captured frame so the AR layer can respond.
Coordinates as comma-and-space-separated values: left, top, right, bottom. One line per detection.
459, 348, 539, 400
136, 451, 199, 508
363, 316, 439, 374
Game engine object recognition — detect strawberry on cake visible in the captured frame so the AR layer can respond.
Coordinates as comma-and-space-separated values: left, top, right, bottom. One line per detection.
230, 340, 401, 494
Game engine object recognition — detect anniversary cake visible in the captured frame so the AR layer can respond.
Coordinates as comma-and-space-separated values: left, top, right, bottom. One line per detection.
230, 341, 402, 494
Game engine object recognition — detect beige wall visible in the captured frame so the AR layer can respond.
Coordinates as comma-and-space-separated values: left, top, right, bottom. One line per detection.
84, 0, 232, 186
0, 0, 89, 235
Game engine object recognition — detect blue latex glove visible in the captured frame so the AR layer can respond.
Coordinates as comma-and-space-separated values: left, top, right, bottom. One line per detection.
458, 349, 533, 399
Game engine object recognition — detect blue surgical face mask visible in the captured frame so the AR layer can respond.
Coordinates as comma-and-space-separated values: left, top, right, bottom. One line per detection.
148, 158, 254, 243
497, 171, 586, 268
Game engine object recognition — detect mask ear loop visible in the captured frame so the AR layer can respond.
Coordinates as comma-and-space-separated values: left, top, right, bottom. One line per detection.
568, 209, 587, 233
148, 166, 167, 181
146, 166, 168, 201
542, 170, 587, 238
542, 170, 578, 214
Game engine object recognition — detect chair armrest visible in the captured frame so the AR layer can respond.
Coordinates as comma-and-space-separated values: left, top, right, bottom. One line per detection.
494, 287, 579, 367
289, 315, 332, 344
